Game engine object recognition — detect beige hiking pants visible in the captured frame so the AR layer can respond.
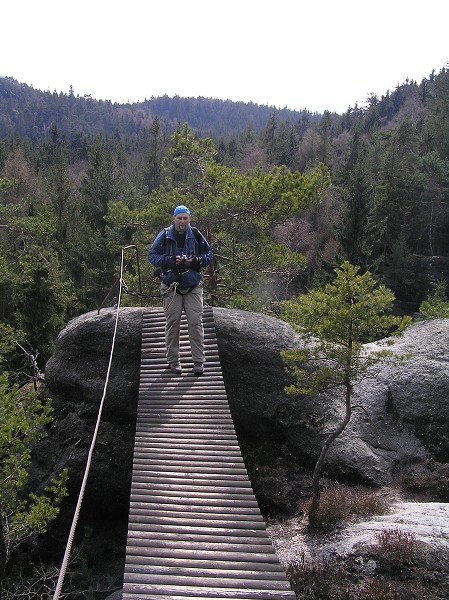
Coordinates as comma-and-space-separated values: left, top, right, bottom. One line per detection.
162, 284, 205, 364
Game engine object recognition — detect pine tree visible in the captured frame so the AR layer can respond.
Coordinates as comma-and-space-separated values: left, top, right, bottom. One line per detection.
281, 261, 411, 527
0, 374, 68, 591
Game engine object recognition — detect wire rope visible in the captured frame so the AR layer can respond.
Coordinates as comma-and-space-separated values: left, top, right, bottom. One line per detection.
53, 246, 130, 599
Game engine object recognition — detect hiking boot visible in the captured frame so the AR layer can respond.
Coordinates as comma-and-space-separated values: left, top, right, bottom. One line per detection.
192, 362, 204, 375
169, 362, 182, 374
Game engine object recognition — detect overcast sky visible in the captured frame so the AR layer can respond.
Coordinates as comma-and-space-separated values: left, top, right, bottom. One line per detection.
2, 0, 448, 114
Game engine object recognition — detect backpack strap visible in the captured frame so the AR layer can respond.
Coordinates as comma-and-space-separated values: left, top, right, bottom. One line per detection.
191, 226, 202, 245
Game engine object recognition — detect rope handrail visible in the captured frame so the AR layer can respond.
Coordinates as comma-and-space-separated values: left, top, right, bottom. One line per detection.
53, 246, 128, 599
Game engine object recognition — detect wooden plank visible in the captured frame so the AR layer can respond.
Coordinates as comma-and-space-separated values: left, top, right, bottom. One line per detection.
130, 464, 249, 476
128, 507, 263, 519
124, 555, 286, 573
126, 524, 271, 539
123, 581, 295, 599
132, 438, 242, 449
131, 475, 251, 486
128, 500, 263, 515
125, 546, 280, 563
125, 571, 292, 590
126, 564, 287, 581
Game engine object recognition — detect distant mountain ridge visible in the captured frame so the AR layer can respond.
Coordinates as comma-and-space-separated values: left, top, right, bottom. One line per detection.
0, 76, 320, 140
139, 94, 319, 135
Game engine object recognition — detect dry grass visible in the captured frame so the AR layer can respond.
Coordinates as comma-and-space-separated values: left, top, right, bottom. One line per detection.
303, 485, 386, 531
375, 528, 419, 572
285, 552, 344, 599
357, 578, 399, 600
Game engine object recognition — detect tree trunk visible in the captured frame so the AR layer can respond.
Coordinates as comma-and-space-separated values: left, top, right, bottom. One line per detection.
308, 383, 353, 528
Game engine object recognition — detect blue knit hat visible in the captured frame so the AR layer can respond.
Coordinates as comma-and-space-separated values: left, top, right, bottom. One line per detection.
173, 205, 190, 216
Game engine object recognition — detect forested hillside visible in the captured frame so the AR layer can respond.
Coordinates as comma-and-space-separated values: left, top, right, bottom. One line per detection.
1, 66, 449, 378
0, 76, 316, 139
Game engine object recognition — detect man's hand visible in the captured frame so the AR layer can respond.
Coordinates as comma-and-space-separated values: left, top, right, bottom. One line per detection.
175, 255, 193, 267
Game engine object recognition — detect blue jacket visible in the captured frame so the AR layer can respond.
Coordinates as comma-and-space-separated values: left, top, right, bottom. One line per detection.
148, 224, 213, 289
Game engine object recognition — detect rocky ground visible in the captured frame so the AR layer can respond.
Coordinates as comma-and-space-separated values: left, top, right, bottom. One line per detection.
269, 497, 449, 562
267, 495, 449, 599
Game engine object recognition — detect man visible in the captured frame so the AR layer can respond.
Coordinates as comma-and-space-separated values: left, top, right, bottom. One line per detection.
148, 205, 213, 375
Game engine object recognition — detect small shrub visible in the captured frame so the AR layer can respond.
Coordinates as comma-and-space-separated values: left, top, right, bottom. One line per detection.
286, 552, 342, 599
350, 489, 386, 518
419, 279, 449, 319
358, 578, 399, 600
375, 528, 418, 574
303, 486, 386, 532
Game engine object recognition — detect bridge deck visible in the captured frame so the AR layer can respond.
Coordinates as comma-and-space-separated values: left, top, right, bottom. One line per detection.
122, 307, 295, 599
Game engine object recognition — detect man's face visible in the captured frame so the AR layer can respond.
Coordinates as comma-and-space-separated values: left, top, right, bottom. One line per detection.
173, 212, 191, 231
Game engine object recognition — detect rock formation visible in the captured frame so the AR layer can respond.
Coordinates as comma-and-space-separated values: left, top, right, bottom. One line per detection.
36, 308, 449, 589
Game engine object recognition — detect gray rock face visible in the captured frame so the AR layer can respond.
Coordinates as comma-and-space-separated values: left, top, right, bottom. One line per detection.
45, 307, 146, 420
344, 319, 449, 476
212, 307, 306, 441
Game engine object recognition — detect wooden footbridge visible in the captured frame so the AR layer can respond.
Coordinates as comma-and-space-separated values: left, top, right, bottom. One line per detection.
122, 307, 295, 599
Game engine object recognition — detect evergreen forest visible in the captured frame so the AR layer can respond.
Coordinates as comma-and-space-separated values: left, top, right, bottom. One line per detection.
1, 66, 449, 380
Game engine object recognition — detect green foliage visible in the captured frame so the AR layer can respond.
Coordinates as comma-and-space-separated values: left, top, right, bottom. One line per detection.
163, 122, 218, 197
0, 177, 18, 193
423, 67, 449, 159
104, 125, 330, 310
419, 279, 449, 318
0, 323, 26, 379
0, 203, 77, 364
416, 151, 449, 256
337, 154, 376, 270
0, 373, 68, 567
282, 261, 411, 396
197, 157, 329, 307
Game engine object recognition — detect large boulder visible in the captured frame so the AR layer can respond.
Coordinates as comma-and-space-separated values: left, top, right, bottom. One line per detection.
327, 318, 449, 484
